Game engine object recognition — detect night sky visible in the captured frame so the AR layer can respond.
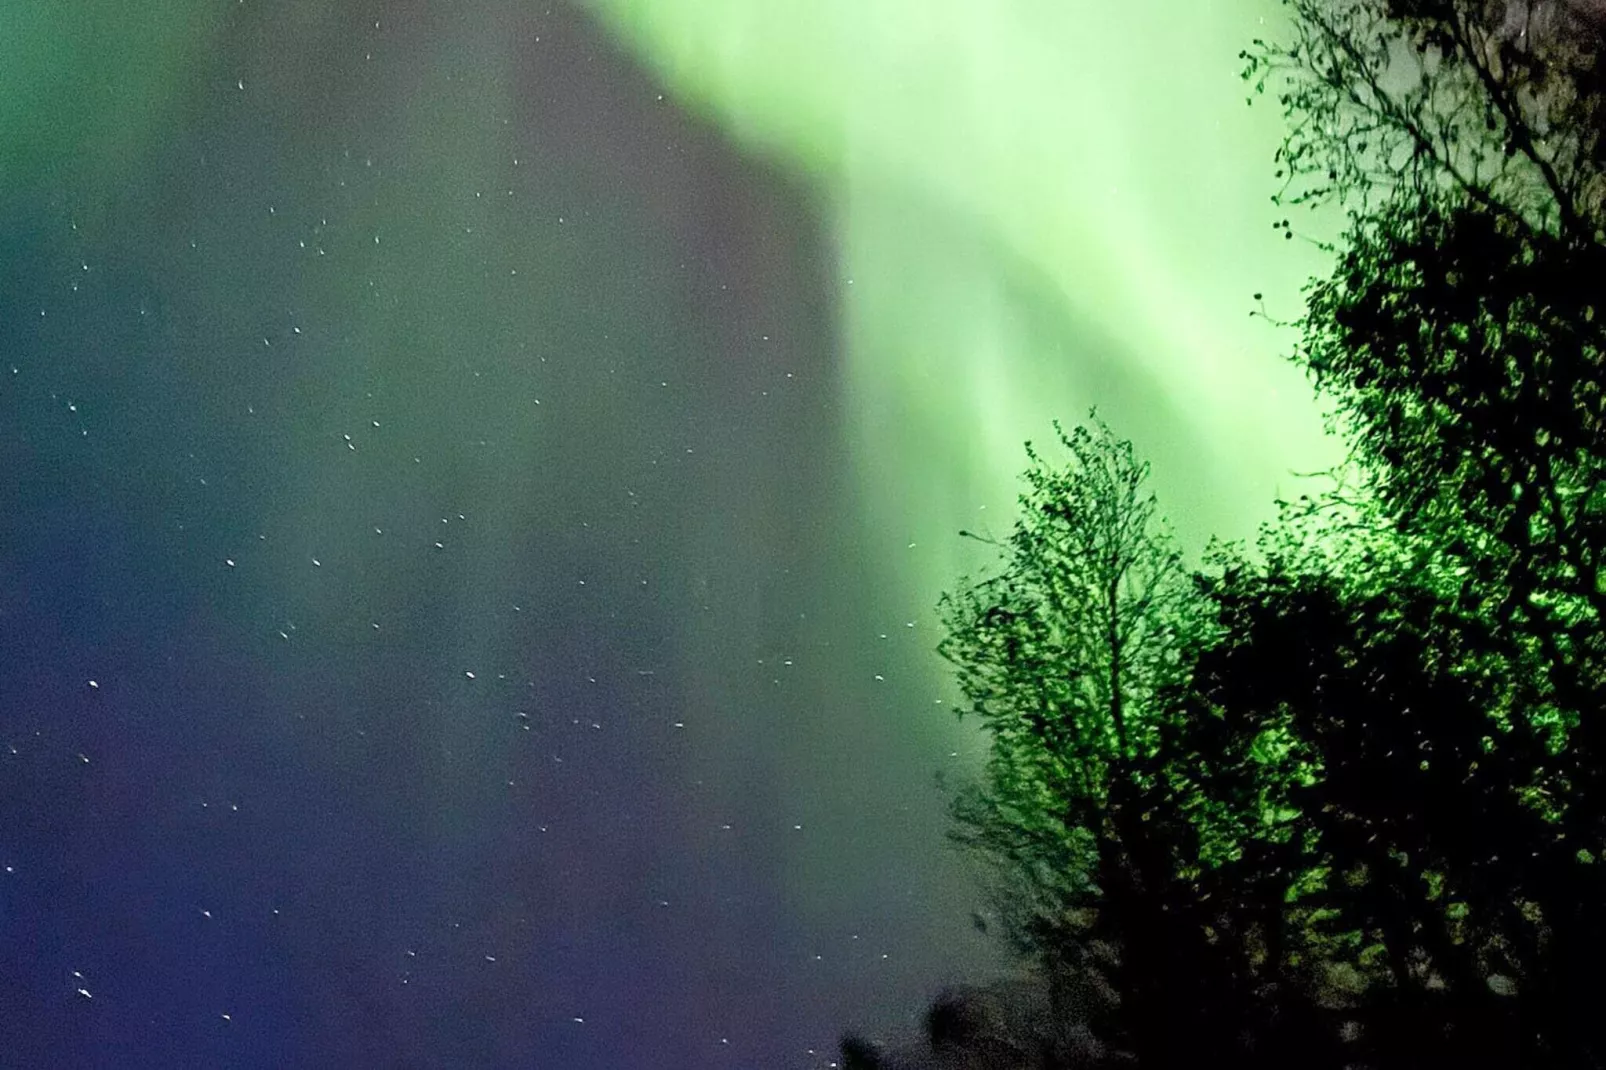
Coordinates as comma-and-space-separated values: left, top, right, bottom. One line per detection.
1, 2, 1346, 1067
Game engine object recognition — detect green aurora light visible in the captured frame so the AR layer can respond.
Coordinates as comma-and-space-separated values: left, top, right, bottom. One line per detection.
0, 0, 1355, 650
581, 0, 1351, 598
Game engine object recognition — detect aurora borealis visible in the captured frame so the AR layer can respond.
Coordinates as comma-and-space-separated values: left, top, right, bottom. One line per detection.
2, 1, 1346, 1066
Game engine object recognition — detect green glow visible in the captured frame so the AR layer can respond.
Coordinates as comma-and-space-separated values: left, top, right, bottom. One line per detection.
583, 0, 1349, 595
0, 0, 1373, 974
0, 0, 224, 215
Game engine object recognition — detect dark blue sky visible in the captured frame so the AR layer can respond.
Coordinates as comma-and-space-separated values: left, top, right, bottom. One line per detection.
0, 2, 1012, 1067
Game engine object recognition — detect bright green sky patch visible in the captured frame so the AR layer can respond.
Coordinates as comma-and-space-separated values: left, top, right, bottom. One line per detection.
581, 0, 1350, 604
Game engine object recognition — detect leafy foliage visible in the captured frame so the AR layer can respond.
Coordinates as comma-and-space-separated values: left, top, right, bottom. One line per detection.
1158, 519, 1548, 1065
845, 3, 1606, 1068
1240, 0, 1606, 242
934, 413, 1209, 953
1299, 195, 1606, 779
933, 416, 1351, 1067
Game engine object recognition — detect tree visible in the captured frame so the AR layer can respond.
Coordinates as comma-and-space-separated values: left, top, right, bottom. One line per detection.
837, 970, 1128, 1070
1244, 2, 1606, 650
1151, 498, 1557, 1066
1294, 194, 1606, 927
935, 412, 1203, 879
1238, 2, 1606, 1061
1240, 0, 1606, 243
931, 412, 1307, 1068
847, 2, 1606, 1065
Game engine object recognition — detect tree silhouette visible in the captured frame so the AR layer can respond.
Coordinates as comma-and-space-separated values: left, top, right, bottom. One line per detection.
1237, 4, 1606, 1058
1250, 6, 1606, 1061
839, 2, 1606, 1066
1240, 0, 1606, 243
924, 413, 1332, 1068
838, 970, 1129, 1069
1150, 506, 1549, 1065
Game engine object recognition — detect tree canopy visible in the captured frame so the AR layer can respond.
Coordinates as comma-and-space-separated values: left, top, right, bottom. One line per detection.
841, 1, 1606, 1066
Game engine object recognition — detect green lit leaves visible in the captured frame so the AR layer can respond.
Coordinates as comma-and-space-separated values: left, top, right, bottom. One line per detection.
1244, 0, 1606, 243
935, 409, 1214, 951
